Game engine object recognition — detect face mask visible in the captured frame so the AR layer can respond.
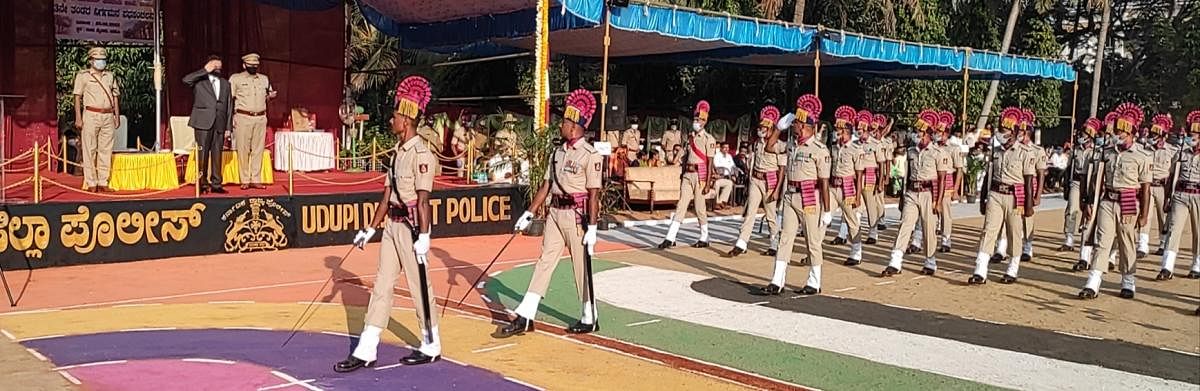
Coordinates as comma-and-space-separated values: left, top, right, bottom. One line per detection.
1186, 135, 1198, 147
210, 68, 222, 76
1076, 136, 1089, 146
908, 132, 921, 145
669, 125, 677, 131
93, 59, 107, 71
757, 128, 767, 138
993, 134, 1009, 146
692, 121, 703, 132
246, 66, 258, 75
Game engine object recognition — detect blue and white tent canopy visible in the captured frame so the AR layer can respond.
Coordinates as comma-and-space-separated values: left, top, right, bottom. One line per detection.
358, 0, 1076, 82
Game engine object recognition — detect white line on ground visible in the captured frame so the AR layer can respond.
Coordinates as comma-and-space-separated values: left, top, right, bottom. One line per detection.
295, 302, 337, 306
1159, 347, 1200, 357
0, 329, 14, 340
471, 343, 517, 353
824, 294, 844, 299
320, 331, 353, 338
25, 348, 47, 361
0, 308, 61, 317
911, 276, 927, 280
182, 358, 236, 364
833, 287, 858, 292
625, 319, 662, 327
220, 326, 272, 331
208, 300, 255, 304
52, 360, 127, 371
57, 370, 81, 385
503, 376, 547, 391
118, 327, 177, 332
480, 295, 492, 303
16, 334, 65, 343
963, 317, 1008, 325
270, 370, 322, 391
258, 379, 316, 391
112, 303, 161, 308
515, 261, 535, 268
873, 280, 896, 286
488, 270, 503, 277
749, 301, 770, 306
881, 303, 924, 312
373, 363, 404, 371
1053, 331, 1104, 340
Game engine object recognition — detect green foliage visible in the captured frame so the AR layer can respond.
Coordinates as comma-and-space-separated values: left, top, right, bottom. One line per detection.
517, 124, 558, 204
55, 43, 154, 146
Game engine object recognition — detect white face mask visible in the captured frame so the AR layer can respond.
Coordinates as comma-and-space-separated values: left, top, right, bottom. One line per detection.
692, 121, 703, 132
631, 124, 639, 130
93, 59, 107, 71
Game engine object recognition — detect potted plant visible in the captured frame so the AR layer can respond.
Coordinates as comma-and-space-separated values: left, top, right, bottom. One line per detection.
964, 153, 987, 203
516, 122, 557, 236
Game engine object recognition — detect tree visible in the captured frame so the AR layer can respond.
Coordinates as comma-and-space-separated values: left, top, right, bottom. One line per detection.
1088, 0, 1111, 117
973, 0, 1023, 131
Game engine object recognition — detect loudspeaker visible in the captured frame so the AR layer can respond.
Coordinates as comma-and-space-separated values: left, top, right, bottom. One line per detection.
604, 84, 627, 131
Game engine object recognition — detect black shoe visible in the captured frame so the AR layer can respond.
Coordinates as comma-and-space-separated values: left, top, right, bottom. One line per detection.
211, 186, 228, 194
864, 237, 878, 245
967, 275, 986, 285
790, 257, 811, 267
876, 223, 887, 231
657, 240, 675, 249
881, 266, 902, 277
989, 254, 1006, 264
761, 249, 777, 256
796, 286, 820, 295
1108, 263, 1116, 272
999, 275, 1017, 284
829, 237, 846, 246
1057, 245, 1076, 252
1156, 269, 1173, 281
334, 356, 375, 373
691, 241, 709, 248
844, 258, 861, 266
1072, 260, 1090, 272
1078, 288, 1097, 299
752, 284, 784, 296
1188, 271, 1200, 279
1020, 254, 1031, 263
725, 247, 746, 257
937, 245, 951, 253
906, 245, 921, 255
1119, 289, 1135, 299
400, 351, 438, 366
1137, 251, 1147, 259
1153, 248, 1164, 256
920, 267, 936, 275
496, 316, 534, 338
566, 321, 599, 334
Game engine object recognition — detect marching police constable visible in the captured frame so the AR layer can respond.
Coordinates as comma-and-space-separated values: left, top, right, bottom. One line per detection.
1060, 118, 1101, 251
968, 108, 1035, 284
1145, 114, 1179, 257
882, 110, 949, 277
828, 106, 868, 265
754, 94, 830, 295
728, 106, 785, 257
936, 111, 964, 253
876, 115, 897, 231
502, 89, 603, 336
73, 47, 121, 192
1078, 103, 1151, 299
831, 109, 874, 248
1018, 109, 1047, 263
229, 53, 276, 190
337, 76, 440, 372
1075, 113, 1122, 271
1156, 110, 1200, 280
867, 114, 891, 239
659, 101, 718, 249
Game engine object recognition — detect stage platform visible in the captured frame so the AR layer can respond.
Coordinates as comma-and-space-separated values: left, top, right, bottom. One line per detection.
0, 170, 526, 269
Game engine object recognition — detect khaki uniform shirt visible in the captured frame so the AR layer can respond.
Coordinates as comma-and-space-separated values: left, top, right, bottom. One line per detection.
551, 138, 603, 195
993, 144, 1036, 185
72, 69, 120, 109
1022, 143, 1048, 172
621, 129, 641, 151
388, 136, 436, 205
945, 141, 966, 171
831, 142, 866, 178
1152, 144, 1179, 181
662, 130, 682, 154
788, 137, 831, 181
909, 144, 949, 182
1070, 146, 1094, 177
753, 139, 786, 172
1105, 147, 1152, 189
1177, 148, 1200, 183
860, 139, 880, 169
684, 131, 717, 166
228, 72, 270, 112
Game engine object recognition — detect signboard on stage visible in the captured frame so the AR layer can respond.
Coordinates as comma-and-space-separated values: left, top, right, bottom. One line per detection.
54, 0, 156, 44
0, 185, 527, 269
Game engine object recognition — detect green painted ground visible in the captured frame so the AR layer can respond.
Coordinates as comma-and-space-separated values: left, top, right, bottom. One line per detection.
486, 259, 1004, 391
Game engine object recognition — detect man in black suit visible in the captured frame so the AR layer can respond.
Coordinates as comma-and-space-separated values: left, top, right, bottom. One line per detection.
183, 55, 233, 194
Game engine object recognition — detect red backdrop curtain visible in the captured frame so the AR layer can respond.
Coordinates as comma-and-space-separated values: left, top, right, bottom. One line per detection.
0, 0, 58, 160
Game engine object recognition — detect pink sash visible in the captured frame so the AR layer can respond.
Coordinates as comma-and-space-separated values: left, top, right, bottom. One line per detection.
839, 176, 858, 198
1012, 184, 1026, 210
764, 171, 779, 191
796, 180, 818, 212
863, 167, 878, 190
1118, 189, 1139, 216
690, 140, 710, 182
571, 192, 589, 223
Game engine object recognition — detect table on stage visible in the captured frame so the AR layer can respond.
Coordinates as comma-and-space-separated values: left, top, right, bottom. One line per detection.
274, 131, 335, 171
108, 152, 180, 191
185, 151, 274, 185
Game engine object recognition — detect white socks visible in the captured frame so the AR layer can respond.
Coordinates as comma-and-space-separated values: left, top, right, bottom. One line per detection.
1080, 245, 1093, 263
1161, 250, 1178, 271
1022, 240, 1033, 257
769, 234, 779, 251
581, 301, 596, 325
1137, 233, 1149, 253
1005, 256, 1021, 278
850, 242, 863, 261
699, 224, 709, 242
1192, 256, 1200, 273
1120, 273, 1136, 292
887, 249, 904, 269
665, 222, 681, 242
805, 265, 822, 290
869, 226, 879, 240
352, 325, 383, 362
912, 222, 923, 246
973, 252, 990, 277
1065, 234, 1075, 247
419, 325, 442, 357
941, 236, 951, 247
770, 261, 788, 286
923, 257, 938, 271
513, 292, 542, 320
996, 237, 1009, 257
1083, 270, 1103, 291
837, 219, 848, 239
735, 239, 748, 251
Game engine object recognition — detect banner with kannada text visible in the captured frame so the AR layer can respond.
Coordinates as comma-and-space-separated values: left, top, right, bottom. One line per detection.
54, 0, 156, 44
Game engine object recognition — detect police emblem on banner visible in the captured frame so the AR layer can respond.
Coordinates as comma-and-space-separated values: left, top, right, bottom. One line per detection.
222, 198, 291, 253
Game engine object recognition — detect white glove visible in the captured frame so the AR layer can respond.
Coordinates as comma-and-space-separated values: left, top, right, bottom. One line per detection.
514, 211, 535, 231
353, 228, 376, 249
777, 113, 796, 130
583, 225, 598, 255
820, 212, 833, 227
414, 233, 431, 256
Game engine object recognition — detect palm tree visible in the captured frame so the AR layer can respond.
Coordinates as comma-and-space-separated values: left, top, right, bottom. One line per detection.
973, 0, 1025, 130
346, 3, 402, 97
1088, 0, 1111, 117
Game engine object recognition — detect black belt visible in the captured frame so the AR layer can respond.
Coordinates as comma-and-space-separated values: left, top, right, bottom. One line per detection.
387, 203, 412, 222
1151, 178, 1167, 187
236, 109, 266, 116
991, 183, 1017, 194
1072, 174, 1087, 182
550, 195, 578, 209
1179, 181, 1200, 194
751, 171, 773, 180
907, 180, 934, 192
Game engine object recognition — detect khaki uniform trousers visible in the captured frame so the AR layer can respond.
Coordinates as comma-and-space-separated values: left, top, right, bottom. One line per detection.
736, 177, 780, 246
1142, 186, 1167, 239
1090, 199, 1139, 274
777, 192, 823, 267
1162, 192, 1200, 254
831, 187, 862, 243
526, 207, 589, 301
234, 113, 268, 184
1064, 181, 1084, 236
363, 219, 439, 337
893, 191, 938, 259
80, 110, 116, 187
976, 193, 1024, 261
863, 186, 883, 230
938, 192, 954, 242
671, 173, 708, 224
713, 178, 734, 204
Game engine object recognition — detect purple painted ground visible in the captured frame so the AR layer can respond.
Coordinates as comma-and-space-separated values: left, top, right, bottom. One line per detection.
23, 329, 535, 390
67, 359, 287, 391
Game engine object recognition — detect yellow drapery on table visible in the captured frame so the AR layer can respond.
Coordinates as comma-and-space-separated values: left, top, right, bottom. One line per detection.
107, 152, 180, 191
185, 151, 274, 184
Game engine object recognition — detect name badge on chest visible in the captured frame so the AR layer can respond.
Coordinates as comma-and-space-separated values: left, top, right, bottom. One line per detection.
563, 160, 581, 174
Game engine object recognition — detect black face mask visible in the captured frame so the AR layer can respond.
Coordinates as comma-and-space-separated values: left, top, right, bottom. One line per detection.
210, 68, 222, 76
246, 66, 258, 75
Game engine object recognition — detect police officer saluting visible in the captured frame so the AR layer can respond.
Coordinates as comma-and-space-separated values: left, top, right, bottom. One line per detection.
73, 47, 120, 192
659, 101, 718, 249
336, 76, 441, 372
754, 94, 830, 296
968, 108, 1035, 284
727, 106, 785, 257
881, 110, 949, 277
1077, 103, 1151, 300
502, 89, 603, 336
1156, 110, 1200, 281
